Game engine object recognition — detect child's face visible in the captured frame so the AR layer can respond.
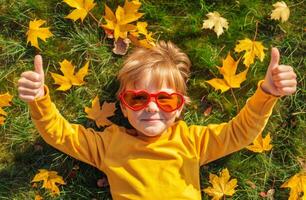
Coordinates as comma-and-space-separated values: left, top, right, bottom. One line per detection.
120, 74, 184, 137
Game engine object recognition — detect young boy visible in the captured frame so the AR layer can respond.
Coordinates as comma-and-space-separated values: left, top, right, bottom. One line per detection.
18, 41, 297, 199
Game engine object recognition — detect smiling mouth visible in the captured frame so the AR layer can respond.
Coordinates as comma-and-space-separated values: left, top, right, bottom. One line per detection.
141, 119, 163, 121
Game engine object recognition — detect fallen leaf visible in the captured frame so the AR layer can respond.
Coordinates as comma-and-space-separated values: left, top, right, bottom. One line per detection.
102, 0, 143, 41
113, 37, 130, 55
129, 21, 155, 48
202, 11, 229, 37
31, 169, 66, 196
63, 0, 96, 22
203, 168, 238, 200
51, 60, 89, 91
85, 96, 116, 127
34, 194, 43, 200
203, 105, 213, 116
206, 53, 248, 93
246, 132, 273, 153
271, 1, 290, 23
281, 171, 306, 200
0, 92, 13, 125
26, 19, 53, 50
234, 38, 267, 67
246, 180, 256, 189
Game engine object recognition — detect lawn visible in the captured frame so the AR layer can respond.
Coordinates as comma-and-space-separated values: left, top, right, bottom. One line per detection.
0, 0, 305, 199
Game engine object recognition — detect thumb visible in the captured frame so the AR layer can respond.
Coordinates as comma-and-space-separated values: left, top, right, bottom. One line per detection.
268, 47, 280, 69
34, 54, 44, 82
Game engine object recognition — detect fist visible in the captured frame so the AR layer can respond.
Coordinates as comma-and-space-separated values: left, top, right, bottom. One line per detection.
261, 47, 297, 97
18, 55, 45, 102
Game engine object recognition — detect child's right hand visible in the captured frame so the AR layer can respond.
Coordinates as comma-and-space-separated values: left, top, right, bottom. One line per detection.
18, 55, 45, 103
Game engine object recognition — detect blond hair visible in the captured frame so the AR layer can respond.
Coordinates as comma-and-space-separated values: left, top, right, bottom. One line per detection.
117, 41, 191, 99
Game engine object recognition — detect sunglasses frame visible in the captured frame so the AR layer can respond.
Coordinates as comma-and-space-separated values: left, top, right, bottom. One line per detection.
119, 90, 185, 112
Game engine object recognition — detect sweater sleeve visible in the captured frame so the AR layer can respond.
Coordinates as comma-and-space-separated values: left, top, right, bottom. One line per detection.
28, 85, 112, 171
189, 80, 279, 166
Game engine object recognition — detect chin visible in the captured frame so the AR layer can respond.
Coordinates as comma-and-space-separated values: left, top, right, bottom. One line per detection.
141, 127, 165, 137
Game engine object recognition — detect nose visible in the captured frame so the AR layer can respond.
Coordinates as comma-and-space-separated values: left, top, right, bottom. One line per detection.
145, 100, 159, 113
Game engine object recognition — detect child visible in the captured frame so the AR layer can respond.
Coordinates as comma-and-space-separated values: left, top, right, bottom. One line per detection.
17, 41, 297, 199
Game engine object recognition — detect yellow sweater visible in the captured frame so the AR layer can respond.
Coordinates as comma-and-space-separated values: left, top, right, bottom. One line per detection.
28, 81, 278, 200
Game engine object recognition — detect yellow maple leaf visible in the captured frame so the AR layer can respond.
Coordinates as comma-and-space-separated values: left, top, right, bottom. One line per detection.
31, 169, 66, 196
85, 96, 116, 127
203, 168, 238, 200
271, 1, 290, 23
102, 0, 143, 41
34, 194, 43, 200
281, 171, 306, 200
206, 53, 248, 93
246, 132, 273, 153
51, 60, 89, 91
234, 38, 267, 67
0, 92, 13, 125
202, 11, 229, 37
26, 19, 53, 50
63, 0, 96, 22
129, 21, 155, 48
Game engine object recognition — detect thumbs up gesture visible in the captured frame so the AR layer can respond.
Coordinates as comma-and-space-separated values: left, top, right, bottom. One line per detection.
18, 55, 45, 102
261, 47, 297, 97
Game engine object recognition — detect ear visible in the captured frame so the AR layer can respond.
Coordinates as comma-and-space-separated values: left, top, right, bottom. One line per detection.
120, 103, 128, 118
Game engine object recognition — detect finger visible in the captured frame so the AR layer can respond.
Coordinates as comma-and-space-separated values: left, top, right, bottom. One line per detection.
272, 65, 293, 75
17, 78, 42, 89
269, 47, 280, 69
18, 93, 35, 102
34, 55, 44, 81
20, 71, 42, 82
272, 71, 297, 81
277, 87, 297, 95
18, 86, 39, 96
274, 79, 297, 88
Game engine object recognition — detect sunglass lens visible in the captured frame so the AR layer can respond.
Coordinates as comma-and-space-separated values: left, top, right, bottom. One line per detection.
157, 93, 183, 112
123, 91, 149, 110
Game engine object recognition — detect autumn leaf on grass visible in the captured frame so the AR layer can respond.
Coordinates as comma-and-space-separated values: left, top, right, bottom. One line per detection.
34, 194, 43, 200
31, 169, 66, 196
63, 0, 96, 22
129, 21, 155, 48
246, 132, 273, 153
102, 0, 143, 41
0, 92, 13, 125
85, 96, 116, 127
51, 60, 89, 91
281, 171, 306, 200
234, 38, 267, 67
271, 1, 290, 23
26, 19, 53, 50
202, 11, 229, 37
203, 168, 238, 200
206, 53, 248, 93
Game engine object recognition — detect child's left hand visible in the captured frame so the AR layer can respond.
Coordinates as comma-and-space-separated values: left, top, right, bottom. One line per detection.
261, 47, 297, 97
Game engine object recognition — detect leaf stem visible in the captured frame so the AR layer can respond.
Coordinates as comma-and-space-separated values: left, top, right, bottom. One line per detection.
230, 88, 240, 113
253, 21, 259, 41
89, 12, 101, 26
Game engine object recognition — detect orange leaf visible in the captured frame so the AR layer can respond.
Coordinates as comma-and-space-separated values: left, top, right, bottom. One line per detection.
85, 96, 116, 127
50, 60, 89, 91
206, 53, 248, 93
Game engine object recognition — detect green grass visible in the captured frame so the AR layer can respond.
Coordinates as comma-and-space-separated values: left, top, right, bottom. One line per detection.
0, 0, 305, 199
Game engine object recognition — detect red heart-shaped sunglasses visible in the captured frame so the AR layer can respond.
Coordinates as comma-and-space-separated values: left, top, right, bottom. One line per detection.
119, 90, 185, 112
